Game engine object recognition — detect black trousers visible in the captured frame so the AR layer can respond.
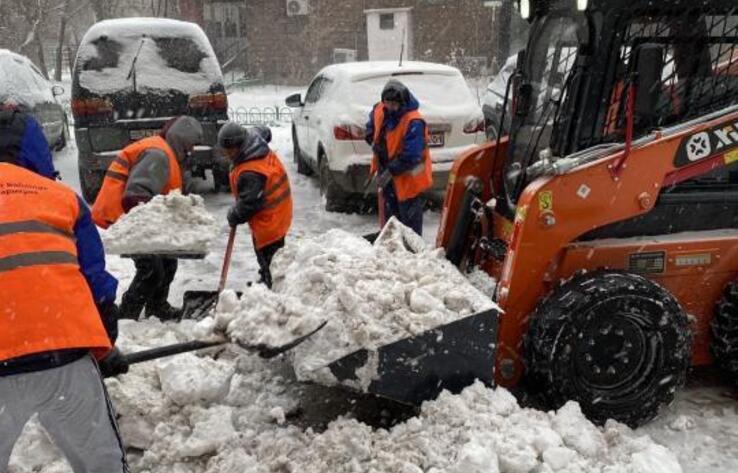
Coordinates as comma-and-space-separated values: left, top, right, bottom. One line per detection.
120, 256, 178, 319
255, 238, 284, 289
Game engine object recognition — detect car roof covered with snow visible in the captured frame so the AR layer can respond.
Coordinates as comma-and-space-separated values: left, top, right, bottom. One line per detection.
318, 61, 463, 82
74, 17, 223, 96
0, 49, 55, 108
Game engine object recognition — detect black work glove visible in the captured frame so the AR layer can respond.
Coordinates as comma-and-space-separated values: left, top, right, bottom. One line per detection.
98, 347, 129, 378
227, 205, 246, 228
96, 301, 120, 344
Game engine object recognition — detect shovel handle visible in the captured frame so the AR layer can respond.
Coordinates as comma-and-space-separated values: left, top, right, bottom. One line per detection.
218, 226, 237, 294
123, 340, 227, 366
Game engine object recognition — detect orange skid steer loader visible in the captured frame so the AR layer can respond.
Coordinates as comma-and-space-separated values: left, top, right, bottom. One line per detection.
438, 0, 738, 427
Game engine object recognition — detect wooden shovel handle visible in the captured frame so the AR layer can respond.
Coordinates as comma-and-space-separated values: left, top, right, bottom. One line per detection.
218, 226, 237, 294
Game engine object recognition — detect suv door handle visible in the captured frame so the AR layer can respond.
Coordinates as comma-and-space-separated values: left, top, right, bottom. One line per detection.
303, 116, 310, 120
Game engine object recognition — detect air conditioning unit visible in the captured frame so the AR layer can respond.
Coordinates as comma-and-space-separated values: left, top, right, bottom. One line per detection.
286, 0, 309, 16
333, 48, 357, 63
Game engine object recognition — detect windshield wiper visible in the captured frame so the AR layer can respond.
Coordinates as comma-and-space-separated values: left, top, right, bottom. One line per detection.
127, 37, 146, 94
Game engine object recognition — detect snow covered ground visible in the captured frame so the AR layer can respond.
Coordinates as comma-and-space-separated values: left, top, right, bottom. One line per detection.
9, 85, 738, 472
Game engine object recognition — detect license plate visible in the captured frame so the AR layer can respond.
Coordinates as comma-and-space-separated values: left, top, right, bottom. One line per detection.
129, 129, 160, 140
429, 132, 445, 148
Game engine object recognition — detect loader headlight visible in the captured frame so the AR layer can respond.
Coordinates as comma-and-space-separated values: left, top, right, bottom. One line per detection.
519, 0, 531, 19
576, 0, 588, 11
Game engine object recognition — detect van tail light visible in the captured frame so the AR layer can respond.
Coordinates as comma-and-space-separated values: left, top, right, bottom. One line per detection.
188, 93, 228, 112
334, 124, 365, 141
71, 98, 113, 117
464, 117, 485, 134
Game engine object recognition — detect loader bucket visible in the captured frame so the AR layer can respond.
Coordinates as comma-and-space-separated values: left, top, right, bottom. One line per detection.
324, 308, 499, 406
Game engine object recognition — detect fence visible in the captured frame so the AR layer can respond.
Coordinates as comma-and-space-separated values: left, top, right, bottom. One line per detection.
228, 105, 294, 126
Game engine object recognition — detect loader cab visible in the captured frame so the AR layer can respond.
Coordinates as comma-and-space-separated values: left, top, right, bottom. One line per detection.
500, 0, 738, 224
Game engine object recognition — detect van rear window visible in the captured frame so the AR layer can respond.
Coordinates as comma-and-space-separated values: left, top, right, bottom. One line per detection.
77, 26, 222, 96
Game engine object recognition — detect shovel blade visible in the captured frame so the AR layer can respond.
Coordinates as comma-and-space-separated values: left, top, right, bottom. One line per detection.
181, 290, 243, 319
325, 309, 499, 406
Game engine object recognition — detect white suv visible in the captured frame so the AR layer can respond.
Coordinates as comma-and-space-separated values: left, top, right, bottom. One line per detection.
286, 61, 485, 211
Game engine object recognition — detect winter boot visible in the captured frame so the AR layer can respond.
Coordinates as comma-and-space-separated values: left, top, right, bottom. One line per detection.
144, 302, 182, 321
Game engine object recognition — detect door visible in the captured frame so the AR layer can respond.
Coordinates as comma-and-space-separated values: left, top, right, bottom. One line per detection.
301, 75, 332, 163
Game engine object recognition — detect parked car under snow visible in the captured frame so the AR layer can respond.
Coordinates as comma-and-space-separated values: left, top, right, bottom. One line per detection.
0, 49, 69, 152
482, 54, 517, 141
72, 18, 228, 203
285, 61, 485, 212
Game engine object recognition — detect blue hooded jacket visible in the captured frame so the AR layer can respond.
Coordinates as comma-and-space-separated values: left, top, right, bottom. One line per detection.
0, 112, 118, 304
366, 88, 427, 177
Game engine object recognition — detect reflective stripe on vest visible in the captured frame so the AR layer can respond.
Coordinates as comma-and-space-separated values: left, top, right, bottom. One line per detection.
370, 104, 433, 201
0, 163, 112, 362
91, 136, 182, 228
0, 251, 78, 273
229, 151, 293, 249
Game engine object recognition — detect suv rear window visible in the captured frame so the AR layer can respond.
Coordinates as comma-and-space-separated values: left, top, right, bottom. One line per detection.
350, 73, 475, 107
76, 21, 222, 96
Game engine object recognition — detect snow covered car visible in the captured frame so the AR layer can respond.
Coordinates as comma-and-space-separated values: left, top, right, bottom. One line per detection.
482, 54, 517, 140
72, 18, 228, 203
285, 61, 485, 211
0, 49, 69, 151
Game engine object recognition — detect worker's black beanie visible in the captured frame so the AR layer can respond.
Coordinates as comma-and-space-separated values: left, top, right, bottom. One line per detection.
381, 80, 409, 105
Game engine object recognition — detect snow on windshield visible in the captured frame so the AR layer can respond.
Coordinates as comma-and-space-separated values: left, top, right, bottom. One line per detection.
0, 50, 53, 107
350, 73, 476, 109
76, 19, 222, 96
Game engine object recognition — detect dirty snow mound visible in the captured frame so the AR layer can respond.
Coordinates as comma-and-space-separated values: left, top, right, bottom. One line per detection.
101, 191, 218, 255
10, 320, 683, 473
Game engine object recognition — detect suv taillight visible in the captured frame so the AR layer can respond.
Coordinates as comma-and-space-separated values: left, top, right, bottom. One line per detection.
71, 98, 113, 117
334, 124, 365, 141
464, 117, 485, 134
188, 93, 228, 112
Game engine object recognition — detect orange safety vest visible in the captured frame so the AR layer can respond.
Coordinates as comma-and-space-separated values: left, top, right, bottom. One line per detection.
370, 104, 433, 201
0, 163, 112, 362
92, 136, 182, 228
230, 150, 293, 250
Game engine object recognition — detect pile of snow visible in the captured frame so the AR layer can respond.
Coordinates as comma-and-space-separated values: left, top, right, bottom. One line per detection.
102, 191, 219, 255
10, 319, 683, 473
210, 218, 497, 388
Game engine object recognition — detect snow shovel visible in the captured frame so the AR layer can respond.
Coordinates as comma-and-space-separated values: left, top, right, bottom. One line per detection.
112, 320, 329, 376
320, 308, 499, 406
182, 226, 241, 319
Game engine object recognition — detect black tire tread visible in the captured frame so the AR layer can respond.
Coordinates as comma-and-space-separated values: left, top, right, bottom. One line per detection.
711, 281, 738, 385
524, 270, 691, 427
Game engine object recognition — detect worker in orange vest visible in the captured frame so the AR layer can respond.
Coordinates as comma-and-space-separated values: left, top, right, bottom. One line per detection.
0, 120, 128, 471
366, 80, 433, 236
217, 123, 292, 288
92, 115, 203, 320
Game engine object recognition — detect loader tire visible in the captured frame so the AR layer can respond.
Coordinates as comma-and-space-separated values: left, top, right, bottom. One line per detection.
524, 270, 691, 428
711, 280, 738, 386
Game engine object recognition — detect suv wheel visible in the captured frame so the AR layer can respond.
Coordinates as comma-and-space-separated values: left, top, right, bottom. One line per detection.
293, 128, 313, 176
212, 165, 230, 193
524, 270, 691, 427
318, 152, 348, 212
79, 165, 105, 204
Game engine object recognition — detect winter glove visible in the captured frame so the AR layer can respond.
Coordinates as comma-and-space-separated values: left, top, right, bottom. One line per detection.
376, 169, 393, 190
98, 347, 129, 378
227, 205, 247, 228
96, 301, 120, 344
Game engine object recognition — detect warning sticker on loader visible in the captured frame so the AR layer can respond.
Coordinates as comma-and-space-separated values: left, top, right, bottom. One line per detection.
676, 119, 738, 167
628, 252, 666, 274
538, 191, 553, 212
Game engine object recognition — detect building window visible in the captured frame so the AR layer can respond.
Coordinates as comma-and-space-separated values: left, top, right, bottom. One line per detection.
380, 13, 395, 30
